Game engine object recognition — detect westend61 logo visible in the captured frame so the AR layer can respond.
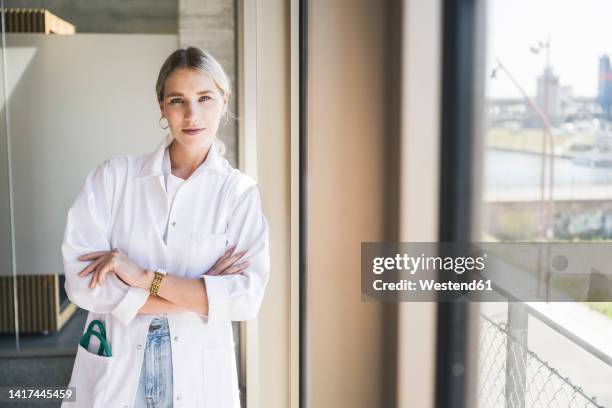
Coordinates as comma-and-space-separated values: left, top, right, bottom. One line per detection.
361, 242, 612, 302
371, 253, 487, 275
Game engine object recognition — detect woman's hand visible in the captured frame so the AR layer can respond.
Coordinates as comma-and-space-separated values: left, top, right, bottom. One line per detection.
77, 248, 147, 288
205, 245, 250, 276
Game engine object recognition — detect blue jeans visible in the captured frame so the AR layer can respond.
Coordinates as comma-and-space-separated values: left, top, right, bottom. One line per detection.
134, 317, 174, 408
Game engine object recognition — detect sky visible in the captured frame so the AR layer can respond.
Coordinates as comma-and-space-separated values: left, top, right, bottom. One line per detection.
486, 0, 612, 99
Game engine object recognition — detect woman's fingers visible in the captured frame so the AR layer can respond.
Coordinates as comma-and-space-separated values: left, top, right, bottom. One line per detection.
89, 262, 112, 288
90, 266, 102, 288
218, 245, 239, 263
78, 255, 106, 277
208, 245, 236, 271
204, 246, 248, 276
207, 252, 246, 276
219, 260, 250, 276
78, 251, 108, 261
215, 250, 247, 272
99, 267, 108, 286
89, 269, 99, 288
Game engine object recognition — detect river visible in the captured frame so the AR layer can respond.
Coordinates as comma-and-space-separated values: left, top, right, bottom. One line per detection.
484, 149, 612, 190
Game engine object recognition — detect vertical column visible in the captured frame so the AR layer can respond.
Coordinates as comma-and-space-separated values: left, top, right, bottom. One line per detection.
178, 0, 239, 167
505, 303, 528, 408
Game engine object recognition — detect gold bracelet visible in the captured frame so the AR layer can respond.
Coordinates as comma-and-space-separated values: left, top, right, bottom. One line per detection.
149, 269, 167, 296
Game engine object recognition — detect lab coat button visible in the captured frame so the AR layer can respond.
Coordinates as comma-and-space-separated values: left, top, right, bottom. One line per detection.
171, 221, 176, 226
174, 336, 179, 342
176, 395, 181, 401
137, 344, 142, 350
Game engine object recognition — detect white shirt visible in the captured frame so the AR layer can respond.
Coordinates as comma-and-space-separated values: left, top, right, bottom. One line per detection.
60, 134, 270, 408
162, 147, 185, 245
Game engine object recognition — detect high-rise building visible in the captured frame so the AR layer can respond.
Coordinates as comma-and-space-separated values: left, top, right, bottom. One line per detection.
536, 67, 561, 126
599, 55, 612, 120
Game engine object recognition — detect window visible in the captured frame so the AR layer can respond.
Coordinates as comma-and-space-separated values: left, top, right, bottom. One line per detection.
478, 1, 612, 406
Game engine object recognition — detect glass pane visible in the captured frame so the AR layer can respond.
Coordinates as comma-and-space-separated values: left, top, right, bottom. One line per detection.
0, 2, 246, 404
479, 0, 612, 406
0, 5, 19, 354
0, 0, 180, 391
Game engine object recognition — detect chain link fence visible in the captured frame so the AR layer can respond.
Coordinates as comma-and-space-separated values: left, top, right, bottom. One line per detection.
478, 314, 604, 408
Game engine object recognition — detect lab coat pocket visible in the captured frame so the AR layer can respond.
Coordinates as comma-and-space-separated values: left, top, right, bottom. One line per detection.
188, 232, 228, 277
202, 347, 239, 408
69, 344, 114, 407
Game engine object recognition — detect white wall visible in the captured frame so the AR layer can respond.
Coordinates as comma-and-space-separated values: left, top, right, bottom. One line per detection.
0, 33, 178, 276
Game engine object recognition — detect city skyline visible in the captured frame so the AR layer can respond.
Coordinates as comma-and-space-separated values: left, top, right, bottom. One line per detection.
487, 0, 612, 99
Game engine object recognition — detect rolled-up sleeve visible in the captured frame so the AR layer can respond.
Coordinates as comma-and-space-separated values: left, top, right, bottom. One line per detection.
62, 160, 149, 326
201, 184, 270, 324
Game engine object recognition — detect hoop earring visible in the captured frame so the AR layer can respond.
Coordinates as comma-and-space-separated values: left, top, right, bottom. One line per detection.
158, 116, 169, 129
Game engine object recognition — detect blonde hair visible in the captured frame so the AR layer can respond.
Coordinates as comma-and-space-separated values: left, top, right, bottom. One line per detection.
156, 47, 231, 156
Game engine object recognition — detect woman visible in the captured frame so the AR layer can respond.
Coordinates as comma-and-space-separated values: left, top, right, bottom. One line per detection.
61, 47, 269, 408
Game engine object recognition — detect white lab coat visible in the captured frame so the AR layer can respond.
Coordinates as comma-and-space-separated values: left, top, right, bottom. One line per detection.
60, 134, 270, 408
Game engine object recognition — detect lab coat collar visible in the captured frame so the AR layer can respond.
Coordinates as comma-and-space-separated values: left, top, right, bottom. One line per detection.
136, 133, 225, 180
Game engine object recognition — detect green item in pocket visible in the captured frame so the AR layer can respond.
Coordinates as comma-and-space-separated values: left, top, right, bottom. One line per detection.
79, 319, 112, 357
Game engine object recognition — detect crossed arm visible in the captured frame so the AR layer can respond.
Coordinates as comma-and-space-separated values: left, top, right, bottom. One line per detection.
62, 161, 269, 325
137, 273, 207, 315
75, 246, 249, 316
139, 293, 186, 314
